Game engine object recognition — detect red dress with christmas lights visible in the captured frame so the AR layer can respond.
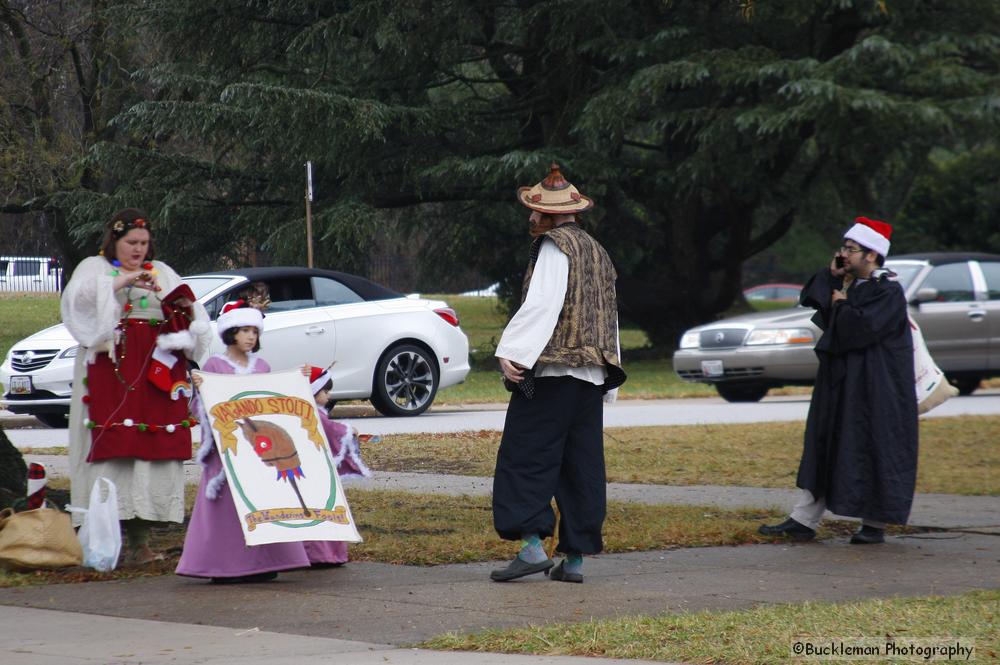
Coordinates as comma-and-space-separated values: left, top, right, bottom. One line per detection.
82, 282, 199, 461
62, 256, 213, 527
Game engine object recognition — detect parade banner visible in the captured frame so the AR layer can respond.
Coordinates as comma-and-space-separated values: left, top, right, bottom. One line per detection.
195, 368, 362, 546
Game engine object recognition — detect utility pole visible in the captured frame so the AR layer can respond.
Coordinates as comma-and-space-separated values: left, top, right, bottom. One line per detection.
305, 161, 314, 268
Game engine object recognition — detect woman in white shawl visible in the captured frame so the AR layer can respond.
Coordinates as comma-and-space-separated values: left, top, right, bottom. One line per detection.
62, 209, 212, 564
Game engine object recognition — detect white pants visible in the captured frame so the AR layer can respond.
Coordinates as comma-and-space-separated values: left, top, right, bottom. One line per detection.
790, 490, 887, 531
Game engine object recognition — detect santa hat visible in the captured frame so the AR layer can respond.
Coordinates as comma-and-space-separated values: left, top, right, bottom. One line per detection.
217, 300, 264, 339
309, 366, 332, 394
844, 216, 892, 257
157, 283, 209, 352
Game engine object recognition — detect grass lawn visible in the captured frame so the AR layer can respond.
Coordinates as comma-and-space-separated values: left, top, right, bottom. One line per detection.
434, 356, 725, 403
0, 485, 799, 587
365, 416, 1000, 496
434, 294, 652, 355
0, 294, 61, 363
20, 417, 999, 497
422, 589, 998, 664
350, 491, 794, 566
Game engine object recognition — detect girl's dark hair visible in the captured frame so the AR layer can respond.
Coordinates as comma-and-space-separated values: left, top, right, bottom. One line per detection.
221, 326, 261, 353
100, 208, 156, 263
318, 379, 333, 394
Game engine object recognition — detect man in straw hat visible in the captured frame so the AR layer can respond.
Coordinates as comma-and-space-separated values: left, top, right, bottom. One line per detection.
490, 164, 626, 584
759, 217, 918, 546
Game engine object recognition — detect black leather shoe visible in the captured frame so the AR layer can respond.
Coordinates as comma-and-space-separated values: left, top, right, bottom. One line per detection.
758, 517, 816, 541
850, 525, 885, 544
549, 560, 583, 584
490, 556, 554, 582
211, 571, 278, 584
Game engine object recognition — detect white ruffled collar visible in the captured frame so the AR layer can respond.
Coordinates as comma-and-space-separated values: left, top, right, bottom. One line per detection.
217, 352, 260, 374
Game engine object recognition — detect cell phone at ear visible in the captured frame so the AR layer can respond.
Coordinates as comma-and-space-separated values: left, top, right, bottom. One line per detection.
834, 256, 845, 268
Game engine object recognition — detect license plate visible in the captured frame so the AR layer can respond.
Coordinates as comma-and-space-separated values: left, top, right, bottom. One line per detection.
701, 360, 724, 378
9, 375, 33, 395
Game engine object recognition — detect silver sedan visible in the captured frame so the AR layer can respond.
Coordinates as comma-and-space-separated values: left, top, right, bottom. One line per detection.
674, 253, 1000, 401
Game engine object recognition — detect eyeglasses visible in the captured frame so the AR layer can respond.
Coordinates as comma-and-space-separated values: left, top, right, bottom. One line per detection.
838, 246, 866, 255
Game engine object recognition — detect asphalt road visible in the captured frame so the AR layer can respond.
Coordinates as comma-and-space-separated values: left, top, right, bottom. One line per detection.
5, 391, 1000, 448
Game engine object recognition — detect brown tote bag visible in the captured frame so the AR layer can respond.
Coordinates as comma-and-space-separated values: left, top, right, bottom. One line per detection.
0, 507, 83, 570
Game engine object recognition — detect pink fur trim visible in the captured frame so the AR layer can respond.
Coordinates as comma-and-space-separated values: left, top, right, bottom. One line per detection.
205, 471, 227, 500
334, 424, 371, 478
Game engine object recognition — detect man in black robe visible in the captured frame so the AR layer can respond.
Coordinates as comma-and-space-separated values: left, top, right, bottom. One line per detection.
759, 217, 918, 545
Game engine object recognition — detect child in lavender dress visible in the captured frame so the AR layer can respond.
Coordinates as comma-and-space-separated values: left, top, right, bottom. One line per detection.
302, 366, 371, 565
176, 301, 310, 583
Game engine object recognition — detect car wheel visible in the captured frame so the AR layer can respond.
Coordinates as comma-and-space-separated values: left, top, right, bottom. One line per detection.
715, 383, 770, 403
947, 375, 981, 396
35, 412, 68, 428
370, 344, 439, 416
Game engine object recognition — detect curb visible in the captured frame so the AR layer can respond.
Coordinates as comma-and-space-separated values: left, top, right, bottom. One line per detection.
0, 413, 42, 429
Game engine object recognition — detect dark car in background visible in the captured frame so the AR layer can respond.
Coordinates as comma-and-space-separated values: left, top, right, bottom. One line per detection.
743, 283, 804, 302
675, 253, 1000, 402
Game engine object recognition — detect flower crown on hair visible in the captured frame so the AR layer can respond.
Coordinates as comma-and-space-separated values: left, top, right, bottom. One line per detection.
110, 217, 150, 238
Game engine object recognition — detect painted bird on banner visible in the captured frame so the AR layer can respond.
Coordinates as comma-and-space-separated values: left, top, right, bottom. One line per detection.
236, 417, 312, 516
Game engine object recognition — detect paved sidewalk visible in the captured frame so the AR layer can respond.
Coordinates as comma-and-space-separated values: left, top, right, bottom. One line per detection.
5, 402, 997, 664
1, 531, 995, 663
6, 389, 1000, 437
1, 606, 661, 665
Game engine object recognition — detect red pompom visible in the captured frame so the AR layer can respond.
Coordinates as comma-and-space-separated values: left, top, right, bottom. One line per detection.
142, 261, 153, 270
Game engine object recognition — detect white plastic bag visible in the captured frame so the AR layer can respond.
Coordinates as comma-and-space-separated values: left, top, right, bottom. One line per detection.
67, 477, 122, 572
911, 316, 958, 415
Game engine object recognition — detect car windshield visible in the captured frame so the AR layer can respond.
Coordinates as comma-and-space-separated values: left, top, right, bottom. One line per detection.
182, 276, 235, 301
885, 262, 922, 291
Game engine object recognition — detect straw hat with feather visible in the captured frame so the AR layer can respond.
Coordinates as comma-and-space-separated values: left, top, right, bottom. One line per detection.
517, 163, 594, 214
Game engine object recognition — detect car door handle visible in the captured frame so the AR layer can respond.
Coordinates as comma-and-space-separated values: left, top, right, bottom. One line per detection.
305, 325, 326, 335
967, 310, 986, 321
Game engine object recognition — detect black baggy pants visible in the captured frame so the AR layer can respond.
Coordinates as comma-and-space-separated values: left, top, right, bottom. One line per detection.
492, 376, 605, 555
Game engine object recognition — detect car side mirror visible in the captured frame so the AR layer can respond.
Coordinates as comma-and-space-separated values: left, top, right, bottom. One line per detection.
911, 287, 939, 305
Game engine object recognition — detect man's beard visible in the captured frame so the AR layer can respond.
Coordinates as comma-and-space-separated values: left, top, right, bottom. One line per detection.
529, 215, 555, 238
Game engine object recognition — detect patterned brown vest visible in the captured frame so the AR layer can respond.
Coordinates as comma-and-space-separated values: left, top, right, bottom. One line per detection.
521, 223, 626, 391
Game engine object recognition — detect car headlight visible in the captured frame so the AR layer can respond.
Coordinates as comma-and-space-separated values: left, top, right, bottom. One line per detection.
745, 328, 815, 346
59, 345, 80, 359
679, 331, 700, 349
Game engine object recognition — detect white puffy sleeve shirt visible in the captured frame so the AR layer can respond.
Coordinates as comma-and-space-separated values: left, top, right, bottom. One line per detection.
61, 257, 213, 364
495, 238, 619, 403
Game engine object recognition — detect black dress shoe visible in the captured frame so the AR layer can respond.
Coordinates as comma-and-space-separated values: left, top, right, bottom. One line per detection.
490, 556, 554, 582
549, 560, 583, 584
211, 571, 279, 584
850, 525, 885, 544
758, 517, 816, 541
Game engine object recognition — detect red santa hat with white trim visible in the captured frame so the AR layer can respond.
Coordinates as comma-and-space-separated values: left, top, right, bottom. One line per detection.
843, 216, 892, 257
308, 366, 332, 394
217, 300, 264, 339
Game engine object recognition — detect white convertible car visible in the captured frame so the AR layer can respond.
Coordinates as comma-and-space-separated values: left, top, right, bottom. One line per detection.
1, 267, 470, 426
